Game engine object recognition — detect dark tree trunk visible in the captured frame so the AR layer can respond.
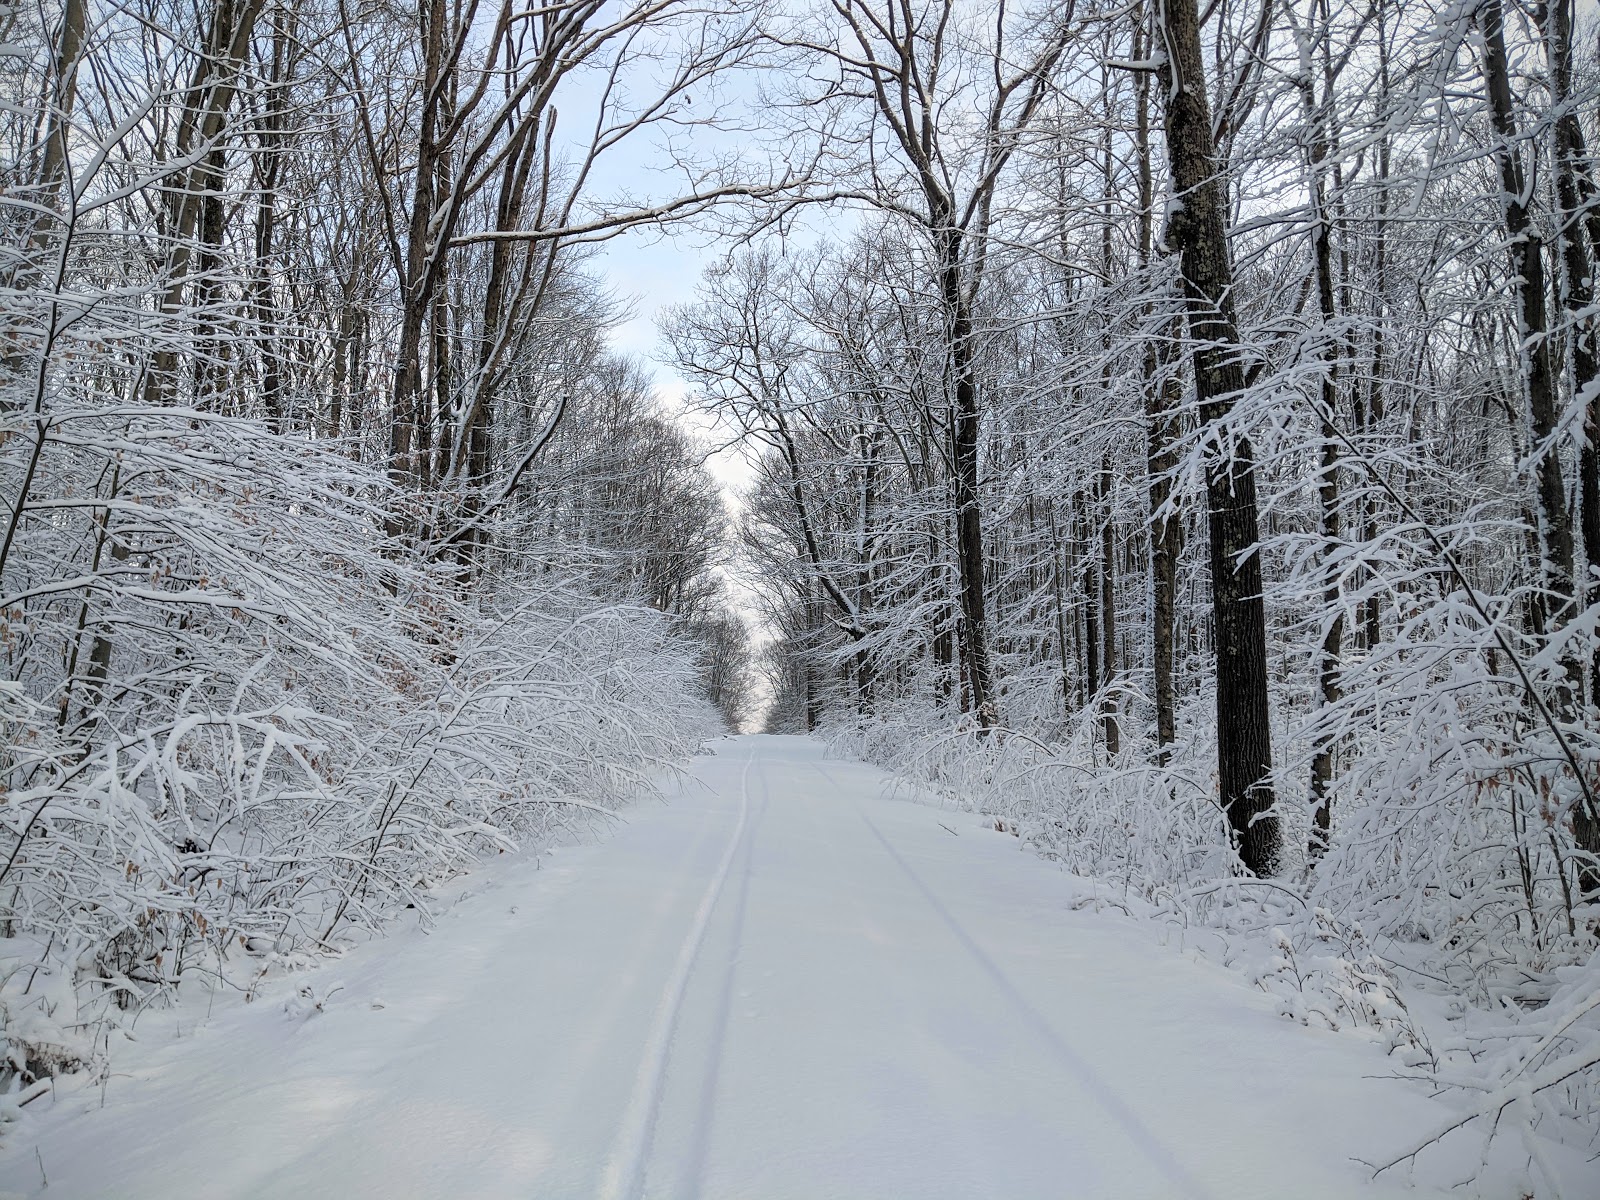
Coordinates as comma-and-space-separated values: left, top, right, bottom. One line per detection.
1539, 0, 1600, 886
1079, 493, 1101, 718
1299, 42, 1344, 856
856, 426, 880, 715
387, 0, 449, 538
940, 239, 999, 731
1158, 0, 1280, 875
1047, 503, 1074, 716
1098, 459, 1120, 755
1479, 0, 1575, 626
248, 11, 290, 426
1145, 356, 1183, 759
1134, 17, 1181, 760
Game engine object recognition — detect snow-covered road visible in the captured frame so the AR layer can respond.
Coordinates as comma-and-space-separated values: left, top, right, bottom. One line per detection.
0, 736, 1574, 1198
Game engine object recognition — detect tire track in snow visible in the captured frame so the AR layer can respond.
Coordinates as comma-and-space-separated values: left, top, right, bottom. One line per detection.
673, 748, 769, 1200
833, 766, 1214, 1200
265, 793, 732, 1197
525, 798, 730, 1169
798, 759, 1004, 1197
597, 746, 753, 1200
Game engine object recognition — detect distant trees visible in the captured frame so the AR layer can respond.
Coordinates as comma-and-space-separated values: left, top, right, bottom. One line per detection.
756, 0, 1080, 731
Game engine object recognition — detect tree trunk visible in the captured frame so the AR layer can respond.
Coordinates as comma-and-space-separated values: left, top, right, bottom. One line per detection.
1099, 458, 1120, 755
1299, 16, 1344, 856
248, 11, 290, 425
1047, 503, 1074, 716
856, 426, 880, 714
1135, 16, 1182, 762
26, 0, 86, 256
388, 0, 450, 538
1539, 0, 1600, 885
1158, 0, 1281, 875
1079, 493, 1101, 724
1479, 0, 1575, 630
940, 240, 1000, 731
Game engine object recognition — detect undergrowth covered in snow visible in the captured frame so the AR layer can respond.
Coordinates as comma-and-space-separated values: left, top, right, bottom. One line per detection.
0, 411, 719, 1115
826, 646, 1600, 1192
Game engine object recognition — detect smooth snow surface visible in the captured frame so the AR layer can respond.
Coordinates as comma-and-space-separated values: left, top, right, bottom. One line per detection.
2, 736, 1588, 1198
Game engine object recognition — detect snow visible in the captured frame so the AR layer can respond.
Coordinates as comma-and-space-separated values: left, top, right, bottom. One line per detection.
0, 735, 1592, 1199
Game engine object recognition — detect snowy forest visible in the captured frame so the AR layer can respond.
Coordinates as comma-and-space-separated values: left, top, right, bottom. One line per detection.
5, 0, 1600, 1190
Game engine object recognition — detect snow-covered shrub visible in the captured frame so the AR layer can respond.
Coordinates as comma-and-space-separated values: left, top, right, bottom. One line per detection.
0, 405, 718, 1091
822, 570, 1600, 1181
0, 0, 737, 1095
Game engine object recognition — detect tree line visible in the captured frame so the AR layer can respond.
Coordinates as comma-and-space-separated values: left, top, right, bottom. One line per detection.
667, 0, 1599, 885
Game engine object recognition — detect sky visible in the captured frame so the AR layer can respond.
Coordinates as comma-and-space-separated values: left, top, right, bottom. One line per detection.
594, 222, 759, 519
592, 224, 776, 715
594, 229, 752, 489
551, 23, 773, 498
542, 32, 786, 726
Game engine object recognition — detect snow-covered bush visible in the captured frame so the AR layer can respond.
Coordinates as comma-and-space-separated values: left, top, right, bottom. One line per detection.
820, 562, 1600, 1187
0, 404, 718, 1093
0, 0, 745, 1103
